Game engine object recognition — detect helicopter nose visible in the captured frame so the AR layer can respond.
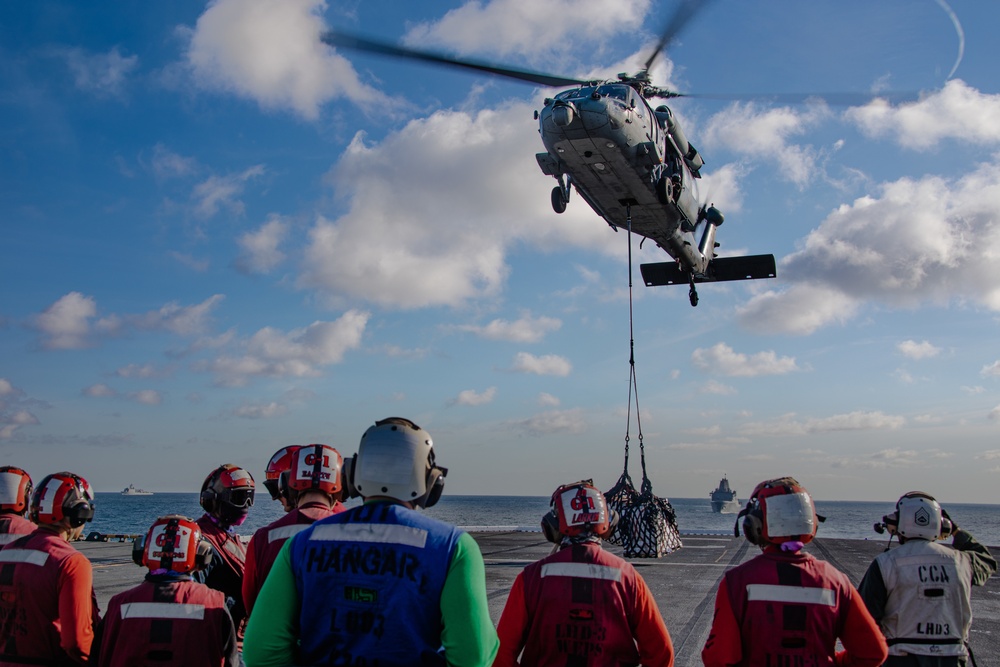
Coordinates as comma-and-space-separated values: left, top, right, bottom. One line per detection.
552, 104, 575, 127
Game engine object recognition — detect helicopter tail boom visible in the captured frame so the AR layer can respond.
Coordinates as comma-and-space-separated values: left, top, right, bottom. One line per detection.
640, 254, 777, 287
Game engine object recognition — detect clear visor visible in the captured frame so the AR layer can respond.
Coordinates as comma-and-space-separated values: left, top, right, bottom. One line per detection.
764, 492, 815, 538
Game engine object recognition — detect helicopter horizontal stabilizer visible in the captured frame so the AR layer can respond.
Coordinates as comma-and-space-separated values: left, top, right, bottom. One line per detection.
641, 254, 777, 287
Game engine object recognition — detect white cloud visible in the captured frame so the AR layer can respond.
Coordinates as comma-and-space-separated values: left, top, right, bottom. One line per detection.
150, 144, 198, 180
129, 295, 225, 336
298, 103, 614, 309
0, 380, 41, 440
699, 380, 736, 395
977, 450, 1000, 460
31, 292, 98, 349
451, 387, 497, 407
513, 408, 587, 435
691, 342, 799, 377
198, 310, 369, 386
738, 284, 859, 335
981, 361, 1000, 377
455, 312, 561, 343
128, 390, 163, 406
403, 0, 651, 64
83, 384, 117, 398
115, 364, 158, 378
741, 411, 905, 437
742, 161, 1000, 333
846, 80, 1000, 150
231, 402, 289, 419
236, 215, 289, 274
510, 352, 572, 377
961, 385, 985, 394
184, 0, 389, 119
703, 102, 831, 186
192, 165, 265, 218
537, 392, 560, 407
897, 339, 941, 360
989, 405, 1000, 421
63, 46, 138, 98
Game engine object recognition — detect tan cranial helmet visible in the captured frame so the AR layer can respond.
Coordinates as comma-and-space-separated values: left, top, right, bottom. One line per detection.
354, 417, 446, 508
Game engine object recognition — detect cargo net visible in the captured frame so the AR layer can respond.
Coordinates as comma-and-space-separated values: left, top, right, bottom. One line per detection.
605, 455, 682, 558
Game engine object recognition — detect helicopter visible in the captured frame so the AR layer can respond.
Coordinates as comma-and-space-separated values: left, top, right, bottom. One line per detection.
321, 2, 777, 306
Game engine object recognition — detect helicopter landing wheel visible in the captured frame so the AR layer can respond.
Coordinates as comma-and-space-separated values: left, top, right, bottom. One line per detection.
551, 186, 567, 214
688, 280, 699, 307
655, 176, 669, 205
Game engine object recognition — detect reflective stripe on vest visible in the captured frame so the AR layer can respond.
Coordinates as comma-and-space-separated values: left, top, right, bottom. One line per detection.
309, 522, 428, 548
746, 583, 836, 606
0, 549, 48, 566
0, 534, 22, 545
540, 562, 623, 582
268, 524, 309, 543
120, 602, 207, 620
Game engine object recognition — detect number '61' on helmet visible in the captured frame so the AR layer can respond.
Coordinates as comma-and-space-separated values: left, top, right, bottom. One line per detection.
541, 480, 617, 542
284, 444, 343, 497
30, 472, 95, 528
736, 476, 818, 547
0, 466, 33, 515
133, 515, 213, 574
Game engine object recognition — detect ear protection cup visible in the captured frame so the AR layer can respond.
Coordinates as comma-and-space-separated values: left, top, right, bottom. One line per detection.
419, 466, 447, 508
199, 488, 218, 514
65, 498, 95, 528
341, 454, 360, 500
740, 507, 765, 546
541, 509, 561, 544
132, 534, 147, 566
194, 539, 213, 570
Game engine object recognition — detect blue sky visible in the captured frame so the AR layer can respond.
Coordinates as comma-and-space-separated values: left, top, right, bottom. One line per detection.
3, 0, 1000, 503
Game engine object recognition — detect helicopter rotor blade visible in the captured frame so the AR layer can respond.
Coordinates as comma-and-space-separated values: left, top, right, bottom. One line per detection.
321, 31, 591, 88
643, 0, 716, 73
649, 89, 920, 106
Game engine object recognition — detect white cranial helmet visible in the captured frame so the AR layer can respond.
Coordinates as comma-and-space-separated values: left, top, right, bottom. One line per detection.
355, 417, 446, 508
896, 492, 945, 541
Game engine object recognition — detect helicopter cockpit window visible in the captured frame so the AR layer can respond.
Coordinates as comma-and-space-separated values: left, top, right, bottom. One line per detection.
596, 84, 629, 101
556, 87, 597, 100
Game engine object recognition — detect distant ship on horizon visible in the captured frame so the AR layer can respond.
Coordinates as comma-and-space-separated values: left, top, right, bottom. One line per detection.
121, 484, 153, 496
710, 475, 740, 514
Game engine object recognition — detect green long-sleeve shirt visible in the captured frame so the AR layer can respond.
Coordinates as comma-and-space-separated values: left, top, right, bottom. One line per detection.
242, 519, 498, 667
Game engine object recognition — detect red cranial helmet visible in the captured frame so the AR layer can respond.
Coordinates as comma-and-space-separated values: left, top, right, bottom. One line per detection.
30, 472, 95, 527
542, 480, 615, 542
737, 476, 818, 546
263, 446, 302, 500
285, 444, 343, 497
140, 515, 212, 574
200, 464, 255, 522
0, 466, 33, 515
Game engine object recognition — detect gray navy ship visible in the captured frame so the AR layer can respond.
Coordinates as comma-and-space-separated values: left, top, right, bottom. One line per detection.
710, 475, 740, 513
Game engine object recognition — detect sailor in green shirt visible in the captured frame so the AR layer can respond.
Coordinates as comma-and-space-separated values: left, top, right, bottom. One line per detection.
243, 417, 499, 667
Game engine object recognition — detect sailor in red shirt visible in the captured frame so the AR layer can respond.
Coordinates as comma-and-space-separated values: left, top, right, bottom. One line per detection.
194, 464, 255, 638
494, 480, 674, 667
0, 466, 36, 545
0, 471, 100, 666
243, 444, 348, 617
92, 515, 239, 667
702, 476, 888, 667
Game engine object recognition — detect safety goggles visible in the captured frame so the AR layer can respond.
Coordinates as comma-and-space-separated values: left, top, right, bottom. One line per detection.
226, 487, 255, 508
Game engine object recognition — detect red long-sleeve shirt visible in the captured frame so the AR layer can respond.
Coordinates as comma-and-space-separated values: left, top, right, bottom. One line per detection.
702, 549, 887, 667
494, 542, 673, 667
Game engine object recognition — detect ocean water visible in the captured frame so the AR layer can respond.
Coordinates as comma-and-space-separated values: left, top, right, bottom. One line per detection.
87, 493, 1000, 546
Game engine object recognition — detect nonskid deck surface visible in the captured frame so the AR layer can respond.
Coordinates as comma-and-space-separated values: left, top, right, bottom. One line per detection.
79, 534, 1000, 667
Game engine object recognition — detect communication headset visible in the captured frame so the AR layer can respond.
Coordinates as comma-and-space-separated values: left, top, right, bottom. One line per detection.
31, 472, 95, 528
875, 491, 953, 541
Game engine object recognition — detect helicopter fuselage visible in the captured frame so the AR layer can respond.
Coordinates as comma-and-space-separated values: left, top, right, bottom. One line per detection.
535, 82, 712, 274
